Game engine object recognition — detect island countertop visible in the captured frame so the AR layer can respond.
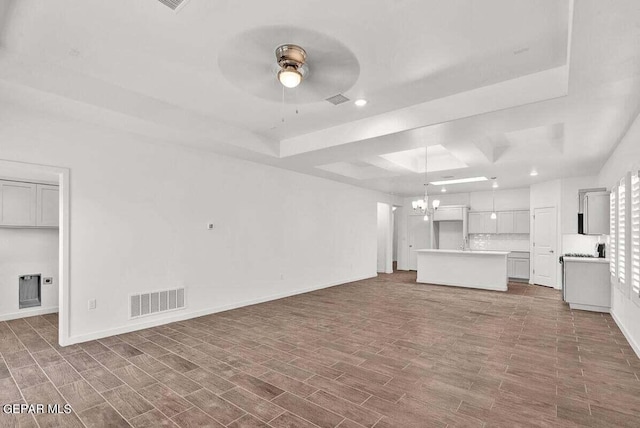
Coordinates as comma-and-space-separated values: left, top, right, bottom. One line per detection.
415, 249, 510, 256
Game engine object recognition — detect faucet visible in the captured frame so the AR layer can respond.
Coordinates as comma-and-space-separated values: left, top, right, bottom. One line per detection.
460, 237, 469, 251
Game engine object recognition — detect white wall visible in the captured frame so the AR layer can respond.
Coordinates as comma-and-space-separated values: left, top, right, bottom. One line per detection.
392, 208, 399, 262
377, 203, 393, 273
598, 112, 640, 358
0, 103, 393, 344
0, 229, 58, 320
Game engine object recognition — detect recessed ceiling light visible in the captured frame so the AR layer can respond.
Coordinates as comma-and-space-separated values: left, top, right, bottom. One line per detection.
354, 99, 367, 107
492, 182, 499, 188
530, 170, 538, 176
441, 188, 447, 193
430, 176, 488, 186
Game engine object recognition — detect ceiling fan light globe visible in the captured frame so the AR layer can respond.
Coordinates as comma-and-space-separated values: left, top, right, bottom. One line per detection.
278, 68, 302, 88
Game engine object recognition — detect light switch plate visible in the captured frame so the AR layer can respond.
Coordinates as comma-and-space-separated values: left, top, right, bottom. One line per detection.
207, 223, 214, 230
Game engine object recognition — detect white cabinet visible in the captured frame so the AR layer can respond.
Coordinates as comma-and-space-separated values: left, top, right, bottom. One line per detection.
468, 212, 497, 234
36, 185, 59, 227
507, 252, 530, 280
433, 206, 464, 221
497, 212, 515, 234
0, 181, 37, 226
468, 212, 483, 234
563, 258, 610, 312
514, 211, 530, 234
511, 258, 530, 278
583, 192, 609, 235
496, 210, 529, 234
0, 180, 58, 228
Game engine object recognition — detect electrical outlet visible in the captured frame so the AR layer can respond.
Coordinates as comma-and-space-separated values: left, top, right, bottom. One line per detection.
207, 222, 214, 230
43, 277, 53, 285
88, 299, 96, 310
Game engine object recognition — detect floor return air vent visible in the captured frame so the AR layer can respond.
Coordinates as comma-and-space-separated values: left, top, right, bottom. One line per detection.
130, 287, 185, 319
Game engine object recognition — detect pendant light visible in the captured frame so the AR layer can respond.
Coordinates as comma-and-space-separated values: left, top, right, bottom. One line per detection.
491, 178, 497, 219
423, 148, 430, 221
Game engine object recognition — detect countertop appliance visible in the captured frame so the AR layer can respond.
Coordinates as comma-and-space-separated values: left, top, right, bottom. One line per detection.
596, 243, 606, 258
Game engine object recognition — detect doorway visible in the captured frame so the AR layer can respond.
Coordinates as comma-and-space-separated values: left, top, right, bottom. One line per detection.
408, 215, 431, 270
0, 159, 70, 346
533, 207, 557, 287
377, 203, 393, 274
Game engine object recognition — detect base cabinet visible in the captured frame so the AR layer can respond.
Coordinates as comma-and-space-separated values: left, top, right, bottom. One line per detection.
508, 252, 530, 280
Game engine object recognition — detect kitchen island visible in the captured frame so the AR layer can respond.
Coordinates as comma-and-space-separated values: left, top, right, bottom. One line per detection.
416, 249, 510, 291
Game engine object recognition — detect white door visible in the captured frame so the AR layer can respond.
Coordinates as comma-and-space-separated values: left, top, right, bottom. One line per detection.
533, 207, 557, 287
408, 215, 430, 270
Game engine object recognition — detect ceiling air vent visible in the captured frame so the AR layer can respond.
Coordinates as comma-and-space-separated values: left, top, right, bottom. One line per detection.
326, 94, 350, 105
157, 0, 192, 12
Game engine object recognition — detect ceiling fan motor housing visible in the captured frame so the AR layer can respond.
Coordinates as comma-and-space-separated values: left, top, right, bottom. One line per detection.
275, 44, 307, 69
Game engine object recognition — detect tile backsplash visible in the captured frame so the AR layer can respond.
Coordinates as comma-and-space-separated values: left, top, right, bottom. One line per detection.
469, 234, 530, 251
562, 234, 605, 256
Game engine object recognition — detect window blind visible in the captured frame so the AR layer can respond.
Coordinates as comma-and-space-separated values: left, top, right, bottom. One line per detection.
610, 189, 617, 276
618, 179, 626, 285
632, 173, 640, 297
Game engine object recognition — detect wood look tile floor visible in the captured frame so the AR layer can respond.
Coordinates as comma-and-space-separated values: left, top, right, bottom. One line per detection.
1, 271, 640, 427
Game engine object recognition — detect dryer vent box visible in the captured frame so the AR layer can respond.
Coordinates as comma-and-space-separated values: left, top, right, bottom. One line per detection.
19, 274, 41, 309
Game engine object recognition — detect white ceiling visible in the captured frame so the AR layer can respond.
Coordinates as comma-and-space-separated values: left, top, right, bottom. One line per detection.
0, 0, 639, 196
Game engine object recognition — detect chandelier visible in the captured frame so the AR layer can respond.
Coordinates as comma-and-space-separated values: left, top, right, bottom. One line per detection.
411, 147, 440, 221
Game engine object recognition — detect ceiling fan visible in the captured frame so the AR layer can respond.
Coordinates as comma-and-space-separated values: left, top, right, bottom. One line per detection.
217, 26, 360, 104
275, 44, 308, 89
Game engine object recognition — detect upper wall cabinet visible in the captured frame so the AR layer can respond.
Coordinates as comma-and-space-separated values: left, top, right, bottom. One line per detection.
497, 212, 515, 234
469, 210, 529, 234
0, 180, 59, 228
514, 211, 530, 233
468, 212, 497, 234
497, 210, 530, 234
0, 181, 37, 226
583, 191, 610, 235
36, 184, 59, 227
433, 206, 465, 221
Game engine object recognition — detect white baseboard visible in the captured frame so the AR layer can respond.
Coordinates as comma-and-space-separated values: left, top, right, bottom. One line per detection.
611, 309, 640, 360
0, 307, 58, 322
63, 274, 376, 346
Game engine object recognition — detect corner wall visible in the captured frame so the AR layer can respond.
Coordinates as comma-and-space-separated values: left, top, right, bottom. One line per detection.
0, 101, 393, 344
598, 112, 640, 357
